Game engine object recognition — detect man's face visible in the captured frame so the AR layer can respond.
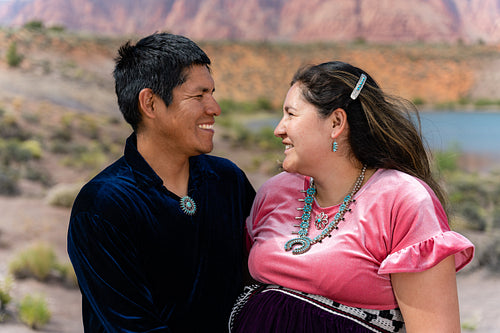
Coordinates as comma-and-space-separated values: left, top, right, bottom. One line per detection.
151, 65, 221, 158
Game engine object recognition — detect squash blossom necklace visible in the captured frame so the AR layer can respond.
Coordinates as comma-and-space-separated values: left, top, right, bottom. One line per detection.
284, 165, 367, 254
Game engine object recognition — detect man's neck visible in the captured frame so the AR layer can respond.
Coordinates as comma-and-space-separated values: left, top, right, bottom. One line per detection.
136, 133, 191, 197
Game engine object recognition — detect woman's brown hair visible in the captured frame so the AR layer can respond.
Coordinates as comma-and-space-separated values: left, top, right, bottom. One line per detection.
291, 61, 447, 211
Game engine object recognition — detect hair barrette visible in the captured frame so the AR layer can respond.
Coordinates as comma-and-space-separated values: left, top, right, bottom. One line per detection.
350, 73, 367, 100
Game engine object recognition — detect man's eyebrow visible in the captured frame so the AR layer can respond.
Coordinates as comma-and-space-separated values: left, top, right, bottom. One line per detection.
196, 86, 215, 93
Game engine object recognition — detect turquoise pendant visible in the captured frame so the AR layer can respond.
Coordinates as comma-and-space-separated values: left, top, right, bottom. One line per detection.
284, 237, 312, 254
180, 195, 197, 215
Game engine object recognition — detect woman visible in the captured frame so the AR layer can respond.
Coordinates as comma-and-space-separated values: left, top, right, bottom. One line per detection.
230, 61, 474, 333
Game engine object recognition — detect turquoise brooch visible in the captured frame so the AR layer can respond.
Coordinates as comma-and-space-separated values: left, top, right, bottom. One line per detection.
180, 195, 197, 215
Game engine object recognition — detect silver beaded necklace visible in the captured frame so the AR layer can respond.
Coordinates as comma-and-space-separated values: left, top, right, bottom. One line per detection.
284, 165, 367, 254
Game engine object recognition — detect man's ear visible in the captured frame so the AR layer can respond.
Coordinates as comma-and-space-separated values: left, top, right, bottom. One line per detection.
330, 108, 348, 140
138, 88, 155, 119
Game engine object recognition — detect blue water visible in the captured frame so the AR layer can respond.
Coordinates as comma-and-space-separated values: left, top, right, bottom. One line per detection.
245, 111, 500, 156
418, 111, 500, 154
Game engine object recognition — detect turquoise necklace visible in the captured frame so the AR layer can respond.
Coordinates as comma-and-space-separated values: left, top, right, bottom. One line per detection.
284, 166, 367, 255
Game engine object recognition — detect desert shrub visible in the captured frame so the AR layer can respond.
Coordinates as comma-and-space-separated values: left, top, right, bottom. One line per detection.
256, 97, 274, 111
448, 175, 490, 207
0, 275, 13, 311
48, 25, 65, 33
6, 41, 23, 68
478, 235, 500, 272
70, 149, 107, 169
9, 243, 57, 281
0, 113, 30, 140
61, 142, 107, 170
233, 124, 252, 145
492, 207, 500, 229
53, 262, 78, 288
21, 112, 40, 124
25, 165, 52, 186
51, 127, 73, 142
457, 97, 471, 106
50, 141, 87, 154
474, 98, 497, 107
20, 140, 42, 159
433, 149, 460, 173
18, 294, 51, 330
46, 183, 82, 208
219, 98, 276, 114
256, 126, 282, 150
4, 140, 32, 163
0, 139, 40, 165
452, 201, 487, 231
23, 20, 44, 31
492, 183, 500, 206
412, 97, 425, 105
0, 169, 19, 196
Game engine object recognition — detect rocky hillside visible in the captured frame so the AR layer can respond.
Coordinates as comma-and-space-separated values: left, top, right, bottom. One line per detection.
0, 0, 499, 44
2, 28, 500, 114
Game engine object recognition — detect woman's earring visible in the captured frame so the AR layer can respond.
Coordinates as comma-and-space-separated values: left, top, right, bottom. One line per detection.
332, 140, 338, 152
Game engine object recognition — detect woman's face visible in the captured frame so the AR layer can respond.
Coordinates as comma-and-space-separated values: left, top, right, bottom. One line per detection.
274, 83, 334, 175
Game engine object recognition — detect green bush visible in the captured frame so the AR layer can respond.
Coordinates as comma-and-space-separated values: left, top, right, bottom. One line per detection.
474, 98, 497, 107
433, 149, 460, 173
256, 126, 282, 150
23, 20, 44, 31
478, 235, 500, 272
9, 243, 57, 281
452, 201, 487, 231
48, 25, 65, 33
0, 169, 19, 196
25, 165, 52, 186
46, 183, 82, 208
20, 140, 43, 159
51, 127, 73, 142
0, 139, 40, 165
412, 97, 425, 105
6, 41, 23, 68
18, 294, 51, 330
53, 262, 78, 288
492, 207, 500, 230
0, 275, 13, 311
219, 98, 276, 114
0, 113, 29, 140
256, 97, 274, 111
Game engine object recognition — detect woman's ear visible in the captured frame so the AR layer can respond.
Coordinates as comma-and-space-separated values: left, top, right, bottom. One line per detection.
330, 108, 348, 139
138, 88, 155, 119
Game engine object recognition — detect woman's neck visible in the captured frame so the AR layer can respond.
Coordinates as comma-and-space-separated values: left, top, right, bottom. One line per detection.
313, 164, 374, 207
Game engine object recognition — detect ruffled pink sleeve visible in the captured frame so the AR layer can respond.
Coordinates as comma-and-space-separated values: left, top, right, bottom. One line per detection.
373, 171, 475, 275
379, 231, 474, 274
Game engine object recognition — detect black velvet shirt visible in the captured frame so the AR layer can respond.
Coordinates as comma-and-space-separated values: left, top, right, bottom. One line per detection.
67, 134, 256, 332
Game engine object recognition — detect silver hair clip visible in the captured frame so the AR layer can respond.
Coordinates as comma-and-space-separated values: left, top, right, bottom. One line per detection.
350, 74, 367, 100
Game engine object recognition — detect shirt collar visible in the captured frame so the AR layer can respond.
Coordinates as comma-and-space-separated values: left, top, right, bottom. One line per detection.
124, 133, 219, 189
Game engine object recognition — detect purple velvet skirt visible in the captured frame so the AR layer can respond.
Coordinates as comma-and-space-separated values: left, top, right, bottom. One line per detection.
229, 285, 405, 333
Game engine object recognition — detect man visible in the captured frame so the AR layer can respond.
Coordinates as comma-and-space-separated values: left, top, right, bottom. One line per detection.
67, 32, 255, 332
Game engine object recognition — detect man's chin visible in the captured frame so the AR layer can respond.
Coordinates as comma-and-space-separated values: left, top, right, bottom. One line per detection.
198, 143, 214, 155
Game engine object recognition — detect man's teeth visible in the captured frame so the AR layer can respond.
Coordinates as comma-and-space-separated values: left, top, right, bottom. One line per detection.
285, 145, 293, 149
198, 124, 214, 129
